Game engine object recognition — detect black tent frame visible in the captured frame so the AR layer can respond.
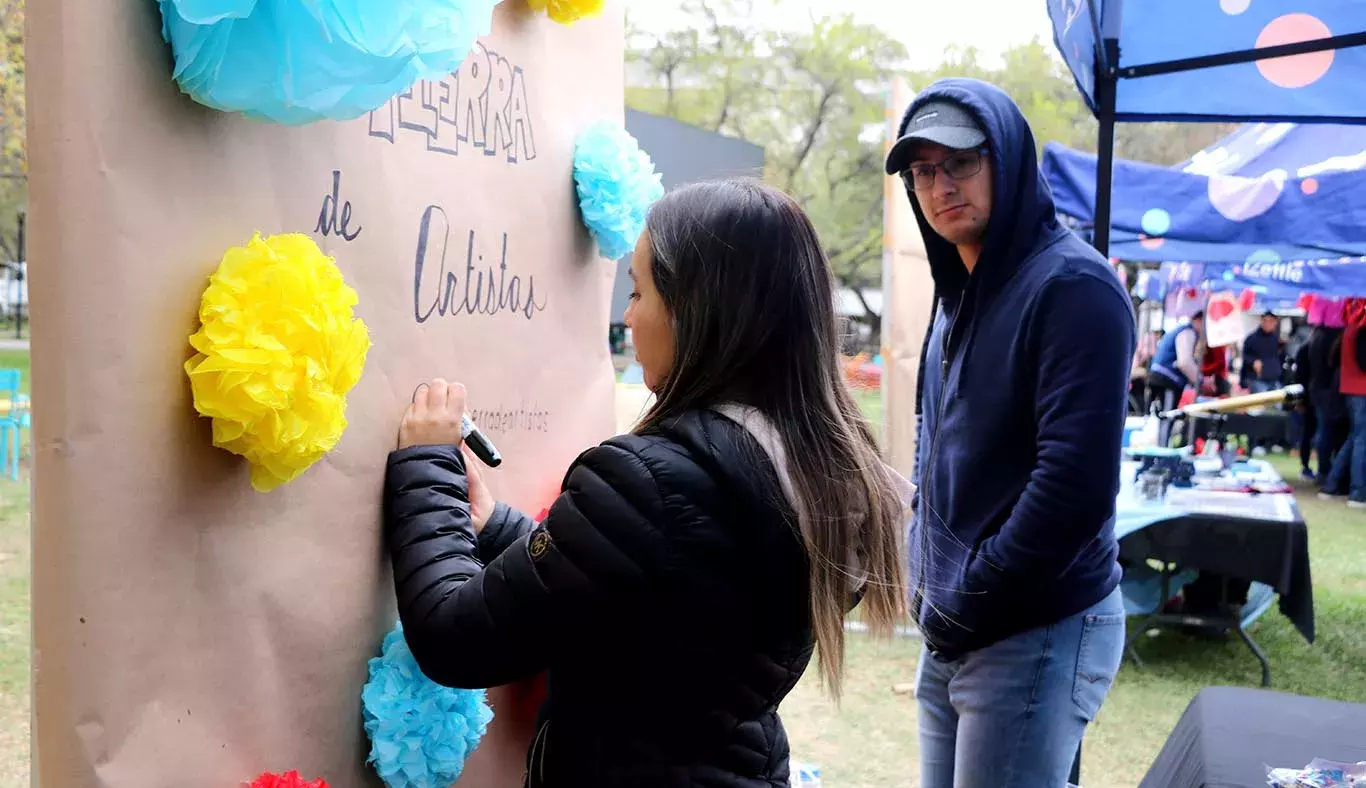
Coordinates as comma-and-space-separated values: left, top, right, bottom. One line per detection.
1089, 28, 1366, 256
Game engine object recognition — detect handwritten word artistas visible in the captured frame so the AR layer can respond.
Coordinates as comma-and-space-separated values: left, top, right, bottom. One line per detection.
412, 205, 547, 324
368, 43, 536, 164
467, 406, 550, 435
315, 170, 363, 241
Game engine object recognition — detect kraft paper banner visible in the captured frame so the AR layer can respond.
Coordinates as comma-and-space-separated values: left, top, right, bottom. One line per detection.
881, 76, 935, 480
27, 1, 623, 785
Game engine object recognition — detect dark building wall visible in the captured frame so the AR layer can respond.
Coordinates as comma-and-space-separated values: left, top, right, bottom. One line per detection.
609, 109, 766, 324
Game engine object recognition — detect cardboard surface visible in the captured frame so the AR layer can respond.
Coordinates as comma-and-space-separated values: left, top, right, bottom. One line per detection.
881, 76, 934, 479
26, 2, 622, 784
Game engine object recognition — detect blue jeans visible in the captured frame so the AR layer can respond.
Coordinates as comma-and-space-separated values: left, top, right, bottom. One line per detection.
916, 587, 1125, 788
1247, 379, 1275, 394
1312, 390, 1349, 486
1325, 395, 1366, 501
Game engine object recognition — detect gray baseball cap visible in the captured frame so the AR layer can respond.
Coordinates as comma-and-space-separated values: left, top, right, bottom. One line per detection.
884, 100, 988, 175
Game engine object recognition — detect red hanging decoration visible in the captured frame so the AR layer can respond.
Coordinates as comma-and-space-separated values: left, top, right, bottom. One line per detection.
249, 771, 330, 788
1208, 298, 1235, 321
1237, 288, 1257, 312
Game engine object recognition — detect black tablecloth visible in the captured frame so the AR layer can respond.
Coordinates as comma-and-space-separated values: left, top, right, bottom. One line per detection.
1117, 505, 1315, 642
1186, 411, 1290, 445
1140, 687, 1366, 787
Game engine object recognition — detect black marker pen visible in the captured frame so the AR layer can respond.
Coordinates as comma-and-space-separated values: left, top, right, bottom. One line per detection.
462, 414, 503, 468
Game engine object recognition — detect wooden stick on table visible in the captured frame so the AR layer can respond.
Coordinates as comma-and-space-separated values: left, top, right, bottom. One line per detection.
1160, 384, 1304, 419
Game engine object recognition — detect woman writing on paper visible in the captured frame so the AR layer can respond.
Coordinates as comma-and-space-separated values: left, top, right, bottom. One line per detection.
383, 179, 909, 787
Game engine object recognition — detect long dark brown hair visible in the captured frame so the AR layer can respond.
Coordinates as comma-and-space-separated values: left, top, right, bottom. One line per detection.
635, 178, 907, 698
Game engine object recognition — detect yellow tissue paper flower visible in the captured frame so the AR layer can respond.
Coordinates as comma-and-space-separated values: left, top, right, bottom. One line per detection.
525, 0, 604, 25
184, 232, 371, 493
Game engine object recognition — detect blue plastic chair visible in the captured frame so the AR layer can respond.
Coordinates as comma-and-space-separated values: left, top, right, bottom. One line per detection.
0, 368, 25, 481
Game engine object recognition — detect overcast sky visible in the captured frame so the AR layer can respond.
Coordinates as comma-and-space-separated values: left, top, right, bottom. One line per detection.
625, 0, 1059, 69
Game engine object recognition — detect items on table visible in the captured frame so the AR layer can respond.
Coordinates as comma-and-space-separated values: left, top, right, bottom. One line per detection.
1266, 759, 1366, 787
1124, 446, 1295, 507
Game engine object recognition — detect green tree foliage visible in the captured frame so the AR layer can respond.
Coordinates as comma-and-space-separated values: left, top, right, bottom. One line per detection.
625, 5, 1240, 324
627, 0, 904, 332
910, 41, 1239, 165
0, 0, 24, 261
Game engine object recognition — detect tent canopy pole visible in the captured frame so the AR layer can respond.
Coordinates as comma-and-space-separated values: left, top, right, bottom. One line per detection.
1119, 32, 1366, 79
1092, 39, 1120, 258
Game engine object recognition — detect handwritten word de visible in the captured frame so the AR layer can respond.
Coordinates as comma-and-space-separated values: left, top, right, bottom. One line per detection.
369, 43, 536, 164
315, 170, 362, 241
412, 205, 547, 323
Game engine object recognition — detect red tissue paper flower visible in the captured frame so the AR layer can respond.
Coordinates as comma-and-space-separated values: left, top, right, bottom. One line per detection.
248, 771, 329, 788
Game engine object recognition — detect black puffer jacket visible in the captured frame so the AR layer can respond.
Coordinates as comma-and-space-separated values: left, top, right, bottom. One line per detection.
383, 409, 814, 787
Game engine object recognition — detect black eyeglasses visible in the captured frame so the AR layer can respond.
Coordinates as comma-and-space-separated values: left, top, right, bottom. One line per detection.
901, 147, 989, 191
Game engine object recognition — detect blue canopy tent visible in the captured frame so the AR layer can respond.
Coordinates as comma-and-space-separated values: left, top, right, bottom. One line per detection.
1157, 259, 1366, 303
1181, 122, 1366, 178
1048, 0, 1366, 255
1043, 141, 1366, 264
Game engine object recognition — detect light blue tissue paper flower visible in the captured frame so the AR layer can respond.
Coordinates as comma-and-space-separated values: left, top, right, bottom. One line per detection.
158, 0, 503, 125
574, 122, 665, 261
361, 622, 494, 788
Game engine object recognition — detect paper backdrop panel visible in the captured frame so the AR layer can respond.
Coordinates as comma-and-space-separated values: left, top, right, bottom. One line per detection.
881, 76, 934, 479
27, 1, 622, 785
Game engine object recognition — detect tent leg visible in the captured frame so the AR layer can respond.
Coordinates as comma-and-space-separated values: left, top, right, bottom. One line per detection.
1092, 44, 1119, 259
1076, 39, 1120, 787
1093, 113, 1115, 257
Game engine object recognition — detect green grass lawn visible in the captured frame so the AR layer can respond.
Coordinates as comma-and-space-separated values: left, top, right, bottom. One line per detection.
0, 475, 28, 785
0, 350, 28, 395
853, 388, 883, 435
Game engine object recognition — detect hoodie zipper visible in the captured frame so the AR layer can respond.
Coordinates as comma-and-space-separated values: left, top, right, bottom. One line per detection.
927, 292, 967, 481
916, 293, 966, 649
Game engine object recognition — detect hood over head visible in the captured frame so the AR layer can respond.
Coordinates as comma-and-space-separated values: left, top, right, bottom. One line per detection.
885, 78, 1062, 294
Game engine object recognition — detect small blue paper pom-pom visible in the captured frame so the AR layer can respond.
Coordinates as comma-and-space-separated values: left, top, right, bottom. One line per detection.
157, 0, 504, 125
361, 623, 494, 788
574, 122, 666, 261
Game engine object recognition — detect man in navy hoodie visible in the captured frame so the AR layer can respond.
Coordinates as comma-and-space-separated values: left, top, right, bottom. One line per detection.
885, 79, 1135, 786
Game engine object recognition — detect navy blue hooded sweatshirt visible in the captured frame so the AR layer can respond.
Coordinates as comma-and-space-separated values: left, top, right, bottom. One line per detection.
901, 79, 1136, 660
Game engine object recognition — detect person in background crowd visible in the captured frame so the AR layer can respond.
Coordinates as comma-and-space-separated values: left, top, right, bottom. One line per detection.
1290, 323, 1318, 480
1134, 328, 1160, 370
1321, 297, 1366, 507
885, 78, 1132, 788
1307, 317, 1349, 488
1149, 312, 1203, 445
1241, 311, 1285, 394
1199, 339, 1231, 397
1131, 328, 1162, 413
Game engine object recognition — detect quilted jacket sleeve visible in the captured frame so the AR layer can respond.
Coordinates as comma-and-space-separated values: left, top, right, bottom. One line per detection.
477, 502, 537, 564
383, 440, 667, 689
